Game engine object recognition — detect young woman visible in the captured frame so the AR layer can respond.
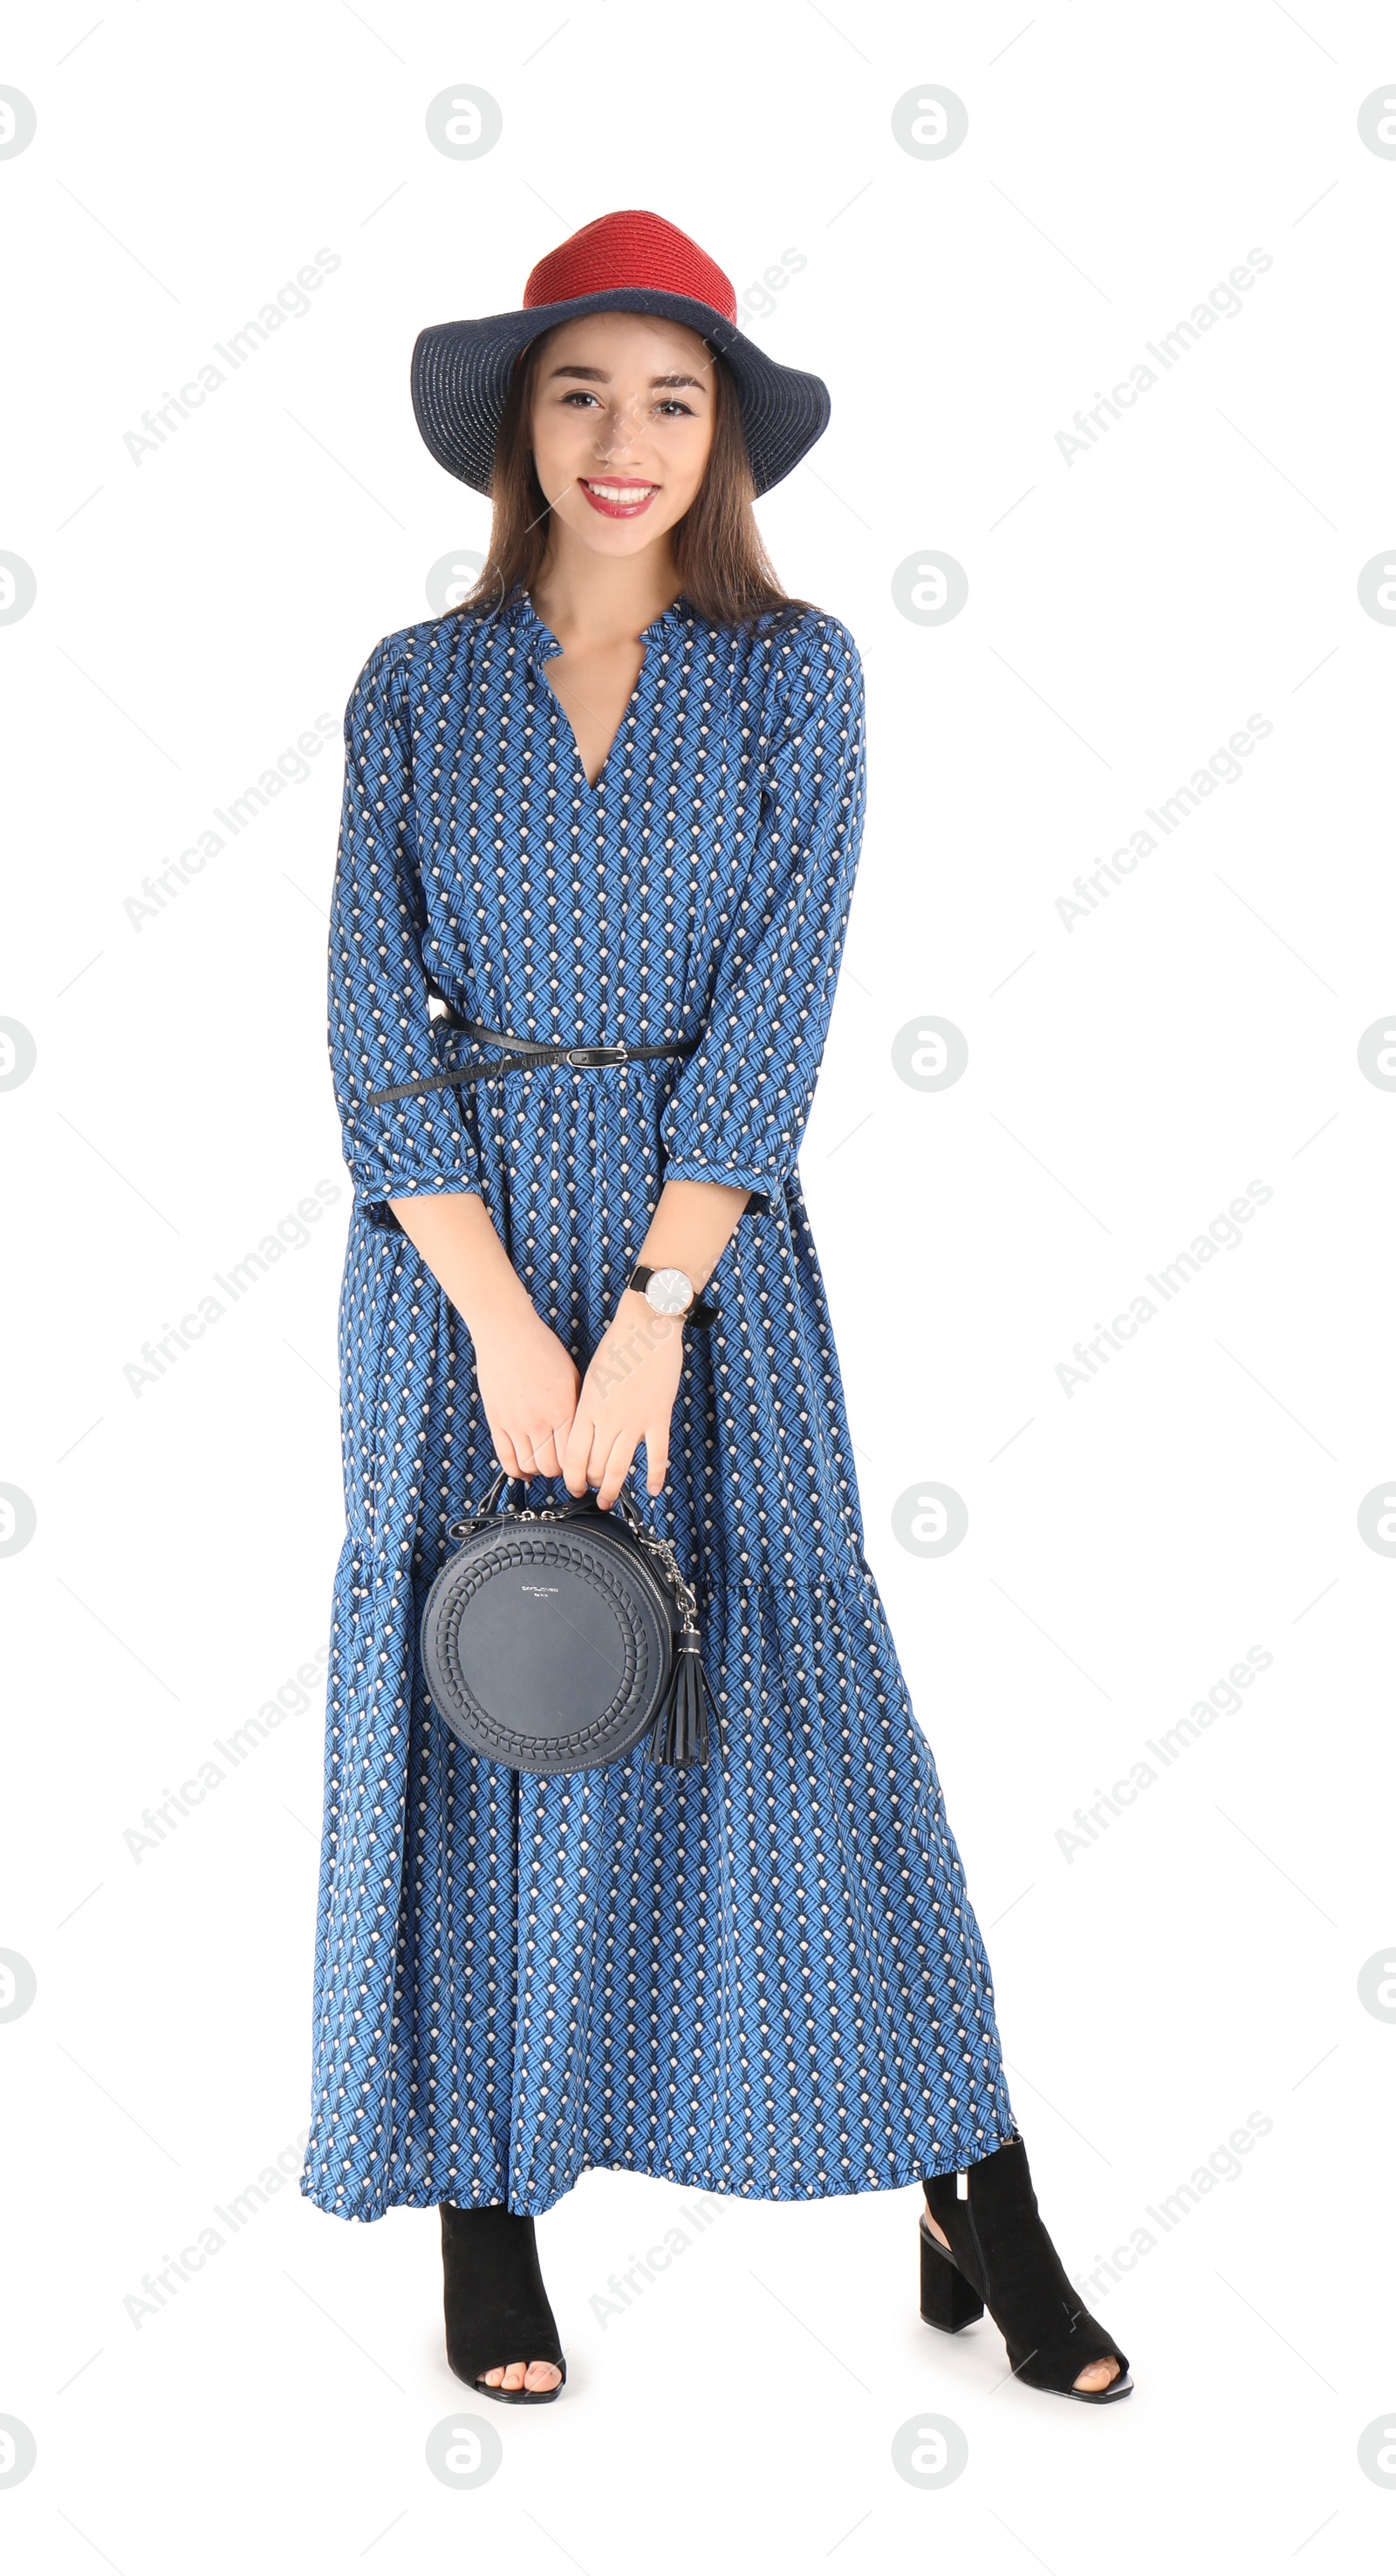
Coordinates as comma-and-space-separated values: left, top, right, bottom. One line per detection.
301, 210, 1132, 2407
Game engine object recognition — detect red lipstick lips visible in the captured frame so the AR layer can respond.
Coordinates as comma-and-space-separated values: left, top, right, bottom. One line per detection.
578, 479, 659, 520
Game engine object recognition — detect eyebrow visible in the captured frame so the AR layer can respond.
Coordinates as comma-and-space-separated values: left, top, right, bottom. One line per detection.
546, 365, 708, 391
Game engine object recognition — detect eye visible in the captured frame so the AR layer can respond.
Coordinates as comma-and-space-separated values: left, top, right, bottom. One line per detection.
559, 389, 601, 408
655, 398, 695, 417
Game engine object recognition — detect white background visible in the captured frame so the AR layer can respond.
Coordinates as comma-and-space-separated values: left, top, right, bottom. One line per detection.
3, 2, 1393, 2567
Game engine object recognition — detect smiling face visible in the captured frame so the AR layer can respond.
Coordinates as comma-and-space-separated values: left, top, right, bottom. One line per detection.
527, 311, 717, 558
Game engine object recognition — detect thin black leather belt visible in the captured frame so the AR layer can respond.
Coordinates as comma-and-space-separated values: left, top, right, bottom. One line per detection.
366, 1018, 698, 1110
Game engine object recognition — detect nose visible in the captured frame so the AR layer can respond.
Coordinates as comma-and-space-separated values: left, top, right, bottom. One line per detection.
593, 396, 644, 462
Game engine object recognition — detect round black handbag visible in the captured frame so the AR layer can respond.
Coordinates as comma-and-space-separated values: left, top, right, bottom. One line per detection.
421, 1468, 713, 1775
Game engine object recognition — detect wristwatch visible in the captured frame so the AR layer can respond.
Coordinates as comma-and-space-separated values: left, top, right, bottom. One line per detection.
628, 1263, 720, 1329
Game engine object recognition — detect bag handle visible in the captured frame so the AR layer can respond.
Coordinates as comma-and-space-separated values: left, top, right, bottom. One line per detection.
453, 1463, 619, 1534
455, 1464, 570, 1529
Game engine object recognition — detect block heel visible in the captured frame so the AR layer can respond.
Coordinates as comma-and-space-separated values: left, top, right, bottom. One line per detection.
920, 2213, 985, 2332
920, 2137, 1133, 2404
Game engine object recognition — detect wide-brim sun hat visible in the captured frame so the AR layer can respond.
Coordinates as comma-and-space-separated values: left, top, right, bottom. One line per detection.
411, 208, 831, 500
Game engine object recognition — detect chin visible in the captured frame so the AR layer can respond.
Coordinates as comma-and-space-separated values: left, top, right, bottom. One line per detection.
581, 524, 676, 561
557, 497, 686, 557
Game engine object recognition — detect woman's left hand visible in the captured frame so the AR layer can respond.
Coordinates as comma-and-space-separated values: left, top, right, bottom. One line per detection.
562, 1288, 686, 1506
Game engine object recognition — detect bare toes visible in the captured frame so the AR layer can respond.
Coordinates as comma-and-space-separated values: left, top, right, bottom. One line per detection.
481, 2366, 504, 2387
1072, 2357, 1119, 2391
525, 2361, 562, 2391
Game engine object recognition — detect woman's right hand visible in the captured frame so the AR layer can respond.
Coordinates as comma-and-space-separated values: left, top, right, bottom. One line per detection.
387, 1192, 582, 1485
469, 1305, 581, 1482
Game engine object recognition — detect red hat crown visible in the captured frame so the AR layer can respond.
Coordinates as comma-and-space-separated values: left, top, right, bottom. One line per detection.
523, 208, 738, 326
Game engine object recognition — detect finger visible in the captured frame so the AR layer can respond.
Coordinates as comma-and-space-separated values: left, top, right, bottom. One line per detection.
530, 1424, 564, 1480
584, 1417, 615, 1493
643, 1429, 669, 1497
493, 1426, 522, 1478
519, 1422, 561, 1481
546, 1386, 578, 1472
561, 1407, 594, 1499
537, 1403, 580, 1481
595, 1431, 636, 1513
552, 1376, 582, 1458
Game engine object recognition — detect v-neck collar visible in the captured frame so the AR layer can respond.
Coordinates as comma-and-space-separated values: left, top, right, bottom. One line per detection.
503, 583, 690, 798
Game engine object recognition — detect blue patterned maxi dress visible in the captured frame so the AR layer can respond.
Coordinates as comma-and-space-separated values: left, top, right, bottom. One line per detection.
301, 584, 1016, 2222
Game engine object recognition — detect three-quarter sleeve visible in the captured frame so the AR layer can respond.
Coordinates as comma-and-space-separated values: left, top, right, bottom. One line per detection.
659, 613, 867, 1202
327, 632, 482, 1229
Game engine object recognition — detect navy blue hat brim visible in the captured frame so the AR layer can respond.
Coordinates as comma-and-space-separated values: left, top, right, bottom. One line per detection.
410, 289, 831, 499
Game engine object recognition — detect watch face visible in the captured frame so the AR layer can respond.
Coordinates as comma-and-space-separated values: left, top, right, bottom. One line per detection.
645, 1266, 693, 1315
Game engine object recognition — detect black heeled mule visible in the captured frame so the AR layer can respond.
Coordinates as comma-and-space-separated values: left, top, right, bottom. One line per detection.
441, 2202, 567, 2404
920, 2135, 1133, 2403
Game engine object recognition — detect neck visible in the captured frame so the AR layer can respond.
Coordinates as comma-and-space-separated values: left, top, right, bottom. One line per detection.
529, 523, 681, 647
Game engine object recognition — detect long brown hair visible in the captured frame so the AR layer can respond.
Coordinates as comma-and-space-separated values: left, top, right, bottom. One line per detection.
455, 324, 814, 631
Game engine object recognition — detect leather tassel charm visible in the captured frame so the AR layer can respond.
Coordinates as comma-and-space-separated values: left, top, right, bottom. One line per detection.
647, 1621, 712, 1769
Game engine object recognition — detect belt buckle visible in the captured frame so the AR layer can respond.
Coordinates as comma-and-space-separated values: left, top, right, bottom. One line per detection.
566, 1042, 627, 1069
